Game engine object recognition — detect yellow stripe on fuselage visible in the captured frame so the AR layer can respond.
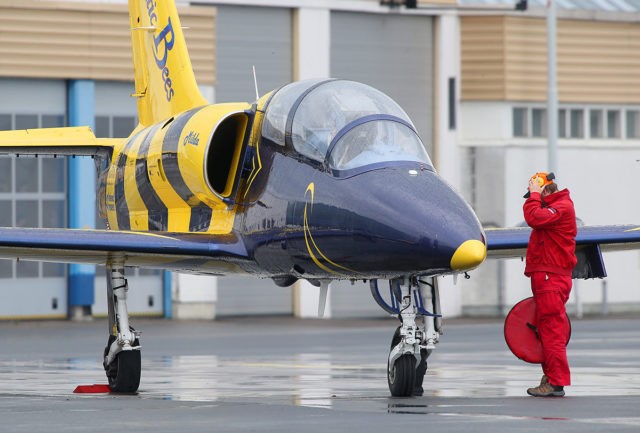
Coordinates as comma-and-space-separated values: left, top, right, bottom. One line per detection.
146, 122, 192, 232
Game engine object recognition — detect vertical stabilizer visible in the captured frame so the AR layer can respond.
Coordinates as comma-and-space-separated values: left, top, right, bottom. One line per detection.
129, 0, 208, 126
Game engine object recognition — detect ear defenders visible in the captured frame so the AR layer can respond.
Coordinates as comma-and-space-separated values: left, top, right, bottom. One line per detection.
523, 172, 555, 198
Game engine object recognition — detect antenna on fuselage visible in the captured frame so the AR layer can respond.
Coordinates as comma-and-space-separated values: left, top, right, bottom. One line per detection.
252, 65, 260, 101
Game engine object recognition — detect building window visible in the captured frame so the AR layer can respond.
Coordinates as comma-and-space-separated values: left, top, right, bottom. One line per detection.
16, 199, 38, 228
0, 114, 10, 130
0, 158, 12, 192
16, 159, 39, 193
113, 116, 136, 138
558, 109, 567, 138
95, 115, 137, 138
0, 200, 11, 226
0, 260, 11, 278
95, 116, 110, 137
42, 158, 65, 193
42, 115, 65, 128
626, 110, 640, 138
570, 109, 584, 138
509, 105, 638, 140
607, 110, 620, 138
589, 109, 603, 138
16, 261, 38, 278
15, 114, 38, 129
513, 107, 528, 137
532, 108, 546, 137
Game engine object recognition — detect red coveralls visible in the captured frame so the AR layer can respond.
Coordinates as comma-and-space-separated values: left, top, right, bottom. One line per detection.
523, 189, 577, 387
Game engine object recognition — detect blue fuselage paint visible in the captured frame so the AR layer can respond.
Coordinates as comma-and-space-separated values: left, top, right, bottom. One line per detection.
68, 80, 96, 307
236, 139, 485, 280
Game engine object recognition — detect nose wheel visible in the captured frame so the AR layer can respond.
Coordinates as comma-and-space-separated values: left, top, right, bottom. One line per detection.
374, 278, 441, 397
388, 354, 416, 397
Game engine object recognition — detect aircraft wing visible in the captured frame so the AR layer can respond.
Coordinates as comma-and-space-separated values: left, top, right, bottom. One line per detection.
0, 228, 250, 275
0, 127, 119, 156
486, 225, 640, 278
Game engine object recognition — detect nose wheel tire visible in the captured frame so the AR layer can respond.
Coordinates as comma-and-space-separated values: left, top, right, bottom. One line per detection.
103, 335, 141, 393
388, 326, 417, 397
388, 354, 416, 397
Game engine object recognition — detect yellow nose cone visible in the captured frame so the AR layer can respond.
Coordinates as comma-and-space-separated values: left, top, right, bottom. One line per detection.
450, 239, 487, 271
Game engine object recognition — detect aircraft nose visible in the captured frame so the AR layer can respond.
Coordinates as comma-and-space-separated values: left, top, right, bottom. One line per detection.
450, 239, 486, 271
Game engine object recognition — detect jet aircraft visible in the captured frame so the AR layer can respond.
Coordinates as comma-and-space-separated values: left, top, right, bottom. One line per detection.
1, 0, 640, 397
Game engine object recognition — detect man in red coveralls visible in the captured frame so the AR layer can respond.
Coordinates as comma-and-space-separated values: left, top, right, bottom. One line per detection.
523, 172, 577, 397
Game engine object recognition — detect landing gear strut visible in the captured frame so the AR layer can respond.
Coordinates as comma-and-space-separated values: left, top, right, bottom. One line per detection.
371, 277, 442, 397
103, 264, 141, 393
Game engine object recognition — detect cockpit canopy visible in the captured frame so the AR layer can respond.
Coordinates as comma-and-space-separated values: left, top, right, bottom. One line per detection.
261, 79, 433, 172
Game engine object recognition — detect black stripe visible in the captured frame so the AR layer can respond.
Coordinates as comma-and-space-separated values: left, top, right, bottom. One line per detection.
135, 124, 168, 231
189, 204, 213, 232
162, 107, 202, 203
163, 107, 203, 153
114, 129, 146, 230
161, 106, 213, 232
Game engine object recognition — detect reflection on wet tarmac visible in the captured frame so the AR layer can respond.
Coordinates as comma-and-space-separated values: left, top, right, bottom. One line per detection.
1, 348, 640, 405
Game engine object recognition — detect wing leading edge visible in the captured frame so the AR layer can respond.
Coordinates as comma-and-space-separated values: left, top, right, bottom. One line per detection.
486, 225, 640, 279
0, 228, 250, 275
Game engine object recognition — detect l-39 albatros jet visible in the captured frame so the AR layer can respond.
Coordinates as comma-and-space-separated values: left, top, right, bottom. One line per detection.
1, 0, 640, 397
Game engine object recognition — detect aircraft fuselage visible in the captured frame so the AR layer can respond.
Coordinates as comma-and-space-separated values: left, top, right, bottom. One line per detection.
97, 80, 486, 280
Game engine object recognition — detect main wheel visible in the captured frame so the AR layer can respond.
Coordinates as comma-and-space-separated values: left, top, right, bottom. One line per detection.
103, 335, 141, 393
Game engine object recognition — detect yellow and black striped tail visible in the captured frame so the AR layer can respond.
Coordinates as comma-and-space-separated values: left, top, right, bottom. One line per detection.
128, 0, 208, 127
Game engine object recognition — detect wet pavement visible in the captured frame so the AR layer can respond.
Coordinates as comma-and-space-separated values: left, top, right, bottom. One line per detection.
0, 315, 639, 432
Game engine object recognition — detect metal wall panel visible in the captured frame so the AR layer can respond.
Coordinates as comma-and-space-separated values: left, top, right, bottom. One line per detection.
213, 5, 293, 316
330, 281, 387, 319
330, 11, 434, 155
214, 5, 293, 103
216, 276, 293, 317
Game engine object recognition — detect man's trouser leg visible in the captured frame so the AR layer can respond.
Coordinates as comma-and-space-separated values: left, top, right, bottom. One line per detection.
531, 272, 572, 387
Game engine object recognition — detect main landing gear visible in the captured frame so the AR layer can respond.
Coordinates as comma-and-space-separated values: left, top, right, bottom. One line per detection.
370, 277, 442, 397
103, 264, 141, 393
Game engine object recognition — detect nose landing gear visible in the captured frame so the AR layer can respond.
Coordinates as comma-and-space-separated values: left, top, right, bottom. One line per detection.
371, 277, 442, 397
